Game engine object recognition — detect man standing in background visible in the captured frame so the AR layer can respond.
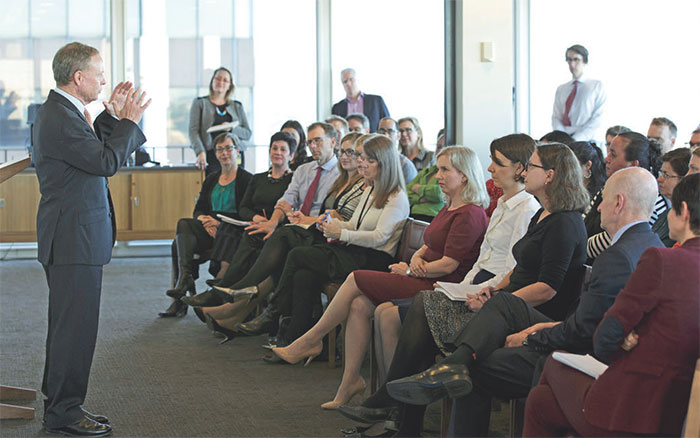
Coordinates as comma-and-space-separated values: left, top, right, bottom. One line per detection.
332, 68, 390, 133
552, 44, 606, 142
33, 42, 150, 436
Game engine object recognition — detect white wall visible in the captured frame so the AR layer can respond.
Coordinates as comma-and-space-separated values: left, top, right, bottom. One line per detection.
457, 0, 515, 174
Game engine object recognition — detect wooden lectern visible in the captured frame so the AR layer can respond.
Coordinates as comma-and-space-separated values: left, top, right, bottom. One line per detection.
0, 156, 37, 420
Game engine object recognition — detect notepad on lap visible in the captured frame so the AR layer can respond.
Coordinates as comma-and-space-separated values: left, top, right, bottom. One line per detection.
434, 282, 484, 301
216, 214, 250, 227
552, 352, 608, 379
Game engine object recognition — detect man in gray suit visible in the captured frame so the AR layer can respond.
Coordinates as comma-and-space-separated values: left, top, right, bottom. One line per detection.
33, 42, 150, 436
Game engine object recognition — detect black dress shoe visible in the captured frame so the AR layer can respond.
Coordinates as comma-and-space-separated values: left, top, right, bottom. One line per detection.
45, 416, 112, 436
192, 307, 206, 323
386, 363, 472, 405
204, 314, 237, 344
205, 278, 222, 287
337, 405, 398, 424
181, 289, 227, 307
236, 309, 279, 336
81, 408, 109, 424
158, 300, 187, 318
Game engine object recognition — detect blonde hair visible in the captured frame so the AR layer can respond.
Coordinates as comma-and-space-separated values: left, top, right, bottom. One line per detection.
436, 146, 490, 209
361, 134, 405, 208
397, 116, 425, 154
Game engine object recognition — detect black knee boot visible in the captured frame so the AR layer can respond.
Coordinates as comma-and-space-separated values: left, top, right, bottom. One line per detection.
166, 234, 198, 299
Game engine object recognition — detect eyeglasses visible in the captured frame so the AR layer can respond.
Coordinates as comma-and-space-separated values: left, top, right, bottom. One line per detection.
339, 148, 360, 157
686, 141, 700, 148
565, 57, 583, 63
525, 161, 551, 171
308, 136, 328, 146
357, 154, 376, 164
377, 128, 397, 135
398, 128, 415, 135
659, 170, 681, 180
215, 145, 236, 153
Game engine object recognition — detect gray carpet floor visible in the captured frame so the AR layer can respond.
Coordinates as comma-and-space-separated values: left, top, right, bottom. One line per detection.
0, 257, 508, 437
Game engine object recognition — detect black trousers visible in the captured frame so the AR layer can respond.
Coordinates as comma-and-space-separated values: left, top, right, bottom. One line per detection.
42, 263, 103, 428
447, 292, 551, 437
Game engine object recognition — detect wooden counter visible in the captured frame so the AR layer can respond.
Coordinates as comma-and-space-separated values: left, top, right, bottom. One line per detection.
0, 166, 204, 242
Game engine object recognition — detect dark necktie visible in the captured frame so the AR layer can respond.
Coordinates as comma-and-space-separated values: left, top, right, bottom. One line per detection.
300, 167, 323, 216
563, 80, 578, 127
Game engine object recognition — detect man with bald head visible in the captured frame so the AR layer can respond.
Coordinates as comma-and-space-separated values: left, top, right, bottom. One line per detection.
383, 168, 664, 437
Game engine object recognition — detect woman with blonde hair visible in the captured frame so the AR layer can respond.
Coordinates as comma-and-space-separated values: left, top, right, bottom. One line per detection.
398, 116, 433, 171
272, 146, 490, 409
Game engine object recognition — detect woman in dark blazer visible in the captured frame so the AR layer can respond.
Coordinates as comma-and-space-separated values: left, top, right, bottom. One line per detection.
159, 132, 251, 317
523, 173, 700, 437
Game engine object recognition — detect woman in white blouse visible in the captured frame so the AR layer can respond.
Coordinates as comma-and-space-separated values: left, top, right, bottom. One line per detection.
233, 134, 409, 347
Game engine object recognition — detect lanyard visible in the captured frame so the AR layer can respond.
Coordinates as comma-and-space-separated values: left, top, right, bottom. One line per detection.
356, 186, 375, 229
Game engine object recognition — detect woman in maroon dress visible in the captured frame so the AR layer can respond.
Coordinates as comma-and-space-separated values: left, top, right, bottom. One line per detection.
272, 146, 490, 409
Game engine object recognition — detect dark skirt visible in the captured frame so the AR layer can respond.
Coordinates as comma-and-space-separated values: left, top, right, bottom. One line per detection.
210, 222, 244, 262
315, 242, 397, 284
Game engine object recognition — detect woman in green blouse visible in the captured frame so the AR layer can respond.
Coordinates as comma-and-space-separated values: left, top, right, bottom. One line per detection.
406, 131, 446, 222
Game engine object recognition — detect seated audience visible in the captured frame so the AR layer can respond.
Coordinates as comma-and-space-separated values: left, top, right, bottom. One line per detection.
347, 113, 370, 134
523, 173, 699, 438
647, 116, 677, 153
377, 117, 417, 183
405, 131, 448, 222
182, 132, 364, 332
282, 119, 311, 171
539, 130, 574, 145
688, 147, 700, 174
604, 124, 630, 148
272, 146, 489, 410
325, 115, 349, 140
158, 132, 252, 317
371, 133, 538, 388
585, 131, 664, 260
235, 135, 409, 347
653, 148, 691, 246
340, 143, 591, 435
398, 116, 434, 171
568, 141, 606, 201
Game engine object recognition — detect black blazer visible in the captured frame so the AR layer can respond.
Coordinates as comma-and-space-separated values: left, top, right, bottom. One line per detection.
33, 90, 146, 266
527, 222, 663, 354
331, 94, 390, 133
193, 167, 252, 220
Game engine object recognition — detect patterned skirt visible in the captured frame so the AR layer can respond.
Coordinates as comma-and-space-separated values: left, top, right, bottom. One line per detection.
422, 289, 476, 355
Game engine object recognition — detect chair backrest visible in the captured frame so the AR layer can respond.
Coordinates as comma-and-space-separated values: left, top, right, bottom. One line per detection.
396, 217, 429, 262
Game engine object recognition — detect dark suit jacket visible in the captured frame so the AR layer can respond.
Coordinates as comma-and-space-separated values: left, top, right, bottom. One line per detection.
331, 93, 390, 133
527, 222, 663, 354
586, 237, 700, 435
33, 90, 147, 266
193, 168, 252, 220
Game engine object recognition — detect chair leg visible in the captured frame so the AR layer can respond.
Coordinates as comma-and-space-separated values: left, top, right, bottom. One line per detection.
328, 329, 336, 369
369, 319, 378, 392
441, 397, 452, 437
509, 398, 526, 438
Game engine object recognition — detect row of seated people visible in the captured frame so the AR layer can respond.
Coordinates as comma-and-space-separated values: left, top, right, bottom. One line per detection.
159, 117, 699, 436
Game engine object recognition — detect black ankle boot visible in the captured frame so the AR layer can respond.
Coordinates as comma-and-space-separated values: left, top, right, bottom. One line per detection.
236, 307, 280, 336
158, 300, 187, 317
166, 234, 198, 299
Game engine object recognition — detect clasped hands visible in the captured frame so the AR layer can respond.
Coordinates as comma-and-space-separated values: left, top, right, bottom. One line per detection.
389, 255, 428, 277
464, 286, 498, 312
103, 81, 151, 124
197, 215, 219, 238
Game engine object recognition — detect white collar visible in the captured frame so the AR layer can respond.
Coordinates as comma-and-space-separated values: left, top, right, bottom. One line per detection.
54, 87, 85, 115
502, 189, 534, 210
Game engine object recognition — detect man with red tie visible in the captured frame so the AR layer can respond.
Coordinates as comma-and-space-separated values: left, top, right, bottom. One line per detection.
551, 44, 606, 142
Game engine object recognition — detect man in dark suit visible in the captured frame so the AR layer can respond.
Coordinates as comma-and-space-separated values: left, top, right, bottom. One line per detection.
33, 42, 150, 436
382, 167, 664, 436
331, 68, 389, 133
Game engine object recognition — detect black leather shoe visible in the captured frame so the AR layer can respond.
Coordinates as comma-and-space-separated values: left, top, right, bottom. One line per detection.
236, 309, 279, 336
45, 416, 112, 436
205, 278, 222, 287
204, 314, 237, 344
181, 289, 227, 307
81, 408, 108, 425
386, 363, 472, 405
337, 405, 398, 424
158, 300, 187, 318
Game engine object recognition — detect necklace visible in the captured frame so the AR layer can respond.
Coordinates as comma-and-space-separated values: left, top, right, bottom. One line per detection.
215, 105, 228, 116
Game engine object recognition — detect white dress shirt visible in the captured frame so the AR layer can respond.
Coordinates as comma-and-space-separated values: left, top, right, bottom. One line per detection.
551, 74, 606, 141
279, 156, 340, 217
460, 190, 541, 287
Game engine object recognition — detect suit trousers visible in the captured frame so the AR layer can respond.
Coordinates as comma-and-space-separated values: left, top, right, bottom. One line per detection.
447, 292, 552, 437
41, 263, 103, 428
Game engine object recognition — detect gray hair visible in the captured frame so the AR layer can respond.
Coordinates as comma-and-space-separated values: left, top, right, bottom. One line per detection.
53, 42, 99, 86
347, 113, 370, 130
340, 68, 356, 77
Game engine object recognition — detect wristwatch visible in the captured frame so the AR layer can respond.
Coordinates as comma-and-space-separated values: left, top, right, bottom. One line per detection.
406, 268, 411, 276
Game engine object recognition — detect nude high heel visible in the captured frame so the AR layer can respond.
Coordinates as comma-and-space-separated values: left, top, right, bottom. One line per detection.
271, 341, 323, 366
321, 377, 366, 410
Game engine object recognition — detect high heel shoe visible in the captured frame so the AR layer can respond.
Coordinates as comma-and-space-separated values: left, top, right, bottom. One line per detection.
204, 314, 237, 344
166, 273, 196, 299
205, 278, 222, 287
227, 285, 259, 303
271, 340, 323, 366
158, 300, 187, 317
321, 377, 366, 410
181, 289, 227, 307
